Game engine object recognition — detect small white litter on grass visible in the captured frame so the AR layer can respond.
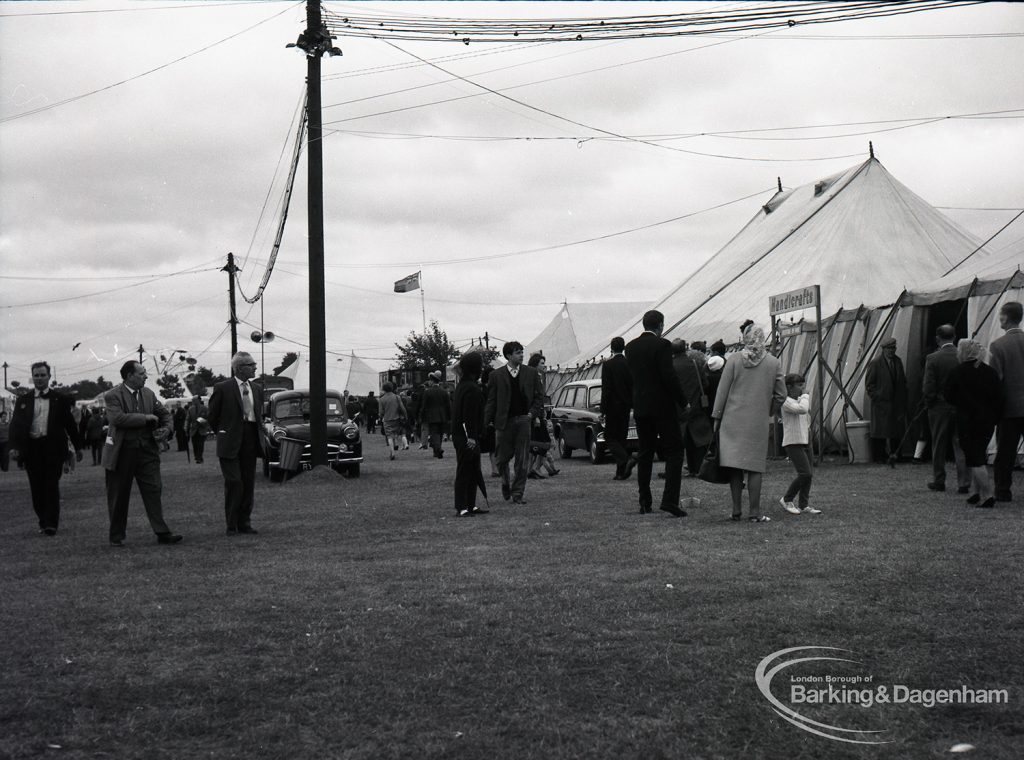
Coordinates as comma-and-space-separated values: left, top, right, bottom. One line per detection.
665, 584, 674, 589
949, 744, 975, 753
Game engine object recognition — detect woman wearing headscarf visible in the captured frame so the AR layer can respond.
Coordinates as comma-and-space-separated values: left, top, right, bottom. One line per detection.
944, 339, 1002, 508
711, 324, 787, 522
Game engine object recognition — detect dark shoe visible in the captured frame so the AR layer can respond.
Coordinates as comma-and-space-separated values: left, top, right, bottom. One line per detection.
729, 515, 743, 521
957, 486, 970, 495
548, 469, 560, 476
528, 471, 545, 480
501, 482, 511, 501
613, 474, 626, 481
966, 493, 981, 505
469, 507, 489, 515
911, 458, 928, 465
226, 528, 239, 536
157, 533, 183, 544
512, 497, 527, 505
110, 538, 125, 547
622, 455, 638, 479
976, 497, 996, 509
660, 505, 686, 518
238, 526, 259, 535
43, 527, 57, 536
926, 482, 945, 492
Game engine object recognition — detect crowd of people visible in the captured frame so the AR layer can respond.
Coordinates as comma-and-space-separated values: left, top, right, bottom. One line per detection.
3, 302, 1021, 537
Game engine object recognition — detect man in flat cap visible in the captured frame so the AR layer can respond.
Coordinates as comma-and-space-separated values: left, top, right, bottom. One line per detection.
865, 337, 908, 463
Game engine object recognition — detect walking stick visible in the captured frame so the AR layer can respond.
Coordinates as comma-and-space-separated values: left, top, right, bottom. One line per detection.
888, 405, 928, 468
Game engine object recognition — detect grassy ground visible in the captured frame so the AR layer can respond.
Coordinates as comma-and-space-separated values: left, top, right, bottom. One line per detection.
1, 437, 1022, 760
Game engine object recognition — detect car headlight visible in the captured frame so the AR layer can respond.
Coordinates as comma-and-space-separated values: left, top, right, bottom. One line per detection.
272, 428, 287, 441
343, 426, 358, 440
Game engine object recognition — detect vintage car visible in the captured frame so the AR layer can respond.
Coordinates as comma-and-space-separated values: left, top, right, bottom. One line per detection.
549, 379, 639, 464
261, 389, 362, 480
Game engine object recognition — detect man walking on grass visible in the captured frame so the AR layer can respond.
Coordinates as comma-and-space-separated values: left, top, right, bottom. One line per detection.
102, 361, 182, 547
485, 341, 545, 505
625, 311, 689, 518
989, 301, 1024, 503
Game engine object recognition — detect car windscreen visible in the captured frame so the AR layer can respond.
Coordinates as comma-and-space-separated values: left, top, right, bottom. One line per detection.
275, 397, 347, 421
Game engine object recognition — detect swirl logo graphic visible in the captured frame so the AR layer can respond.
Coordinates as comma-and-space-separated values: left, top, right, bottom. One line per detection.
755, 646, 892, 744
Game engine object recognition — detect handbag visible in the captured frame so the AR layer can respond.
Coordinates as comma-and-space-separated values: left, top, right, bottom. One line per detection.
698, 430, 732, 484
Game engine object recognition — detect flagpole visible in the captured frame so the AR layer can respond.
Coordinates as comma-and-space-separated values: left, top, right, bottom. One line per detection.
420, 269, 426, 332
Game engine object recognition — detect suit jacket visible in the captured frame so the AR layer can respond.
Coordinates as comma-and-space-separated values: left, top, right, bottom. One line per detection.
865, 354, 908, 437
625, 331, 686, 419
9, 389, 82, 463
101, 383, 171, 470
420, 384, 452, 424
207, 378, 264, 459
989, 328, 1024, 418
922, 344, 959, 409
672, 352, 713, 447
484, 365, 545, 431
600, 354, 632, 414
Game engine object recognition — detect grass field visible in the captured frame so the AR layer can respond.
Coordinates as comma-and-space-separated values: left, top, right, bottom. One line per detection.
2, 438, 1022, 760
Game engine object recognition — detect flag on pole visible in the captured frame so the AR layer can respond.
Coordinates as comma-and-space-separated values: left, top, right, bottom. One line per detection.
393, 271, 421, 293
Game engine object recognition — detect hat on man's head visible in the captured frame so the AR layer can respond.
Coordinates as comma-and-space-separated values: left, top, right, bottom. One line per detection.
710, 340, 727, 355
428, 371, 441, 381
881, 337, 897, 348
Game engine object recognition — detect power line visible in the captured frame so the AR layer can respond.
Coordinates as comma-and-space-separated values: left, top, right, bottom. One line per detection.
326, 108, 1023, 144
1, 265, 220, 309
0, 2, 302, 124
265, 186, 773, 271
322, 1, 984, 43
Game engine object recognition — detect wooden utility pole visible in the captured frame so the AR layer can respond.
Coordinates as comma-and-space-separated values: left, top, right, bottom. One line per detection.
288, 1, 340, 467
222, 252, 239, 361
306, 0, 327, 467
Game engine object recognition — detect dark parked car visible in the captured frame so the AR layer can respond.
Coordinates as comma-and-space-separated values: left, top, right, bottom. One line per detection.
261, 389, 363, 480
549, 379, 638, 464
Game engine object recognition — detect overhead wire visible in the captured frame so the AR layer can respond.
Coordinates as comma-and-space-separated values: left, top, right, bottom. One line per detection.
2, 263, 222, 309
0, 1, 302, 124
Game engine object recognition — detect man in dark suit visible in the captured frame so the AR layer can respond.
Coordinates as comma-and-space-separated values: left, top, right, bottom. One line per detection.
672, 339, 712, 477
420, 372, 452, 458
484, 340, 545, 505
208, 352, 264, 535
102, 361, 182, 546
865, 337, 909, 463
625, 311, 688, 517
922, 324, 968, 493
8, 361, 83, 535
600, 337, 634, 480
990, 301, 1024, 502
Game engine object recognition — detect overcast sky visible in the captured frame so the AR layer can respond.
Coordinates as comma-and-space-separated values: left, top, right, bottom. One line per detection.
1, 1, 1022, 390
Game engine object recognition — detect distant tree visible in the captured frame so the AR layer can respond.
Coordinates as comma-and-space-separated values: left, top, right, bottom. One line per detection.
185, 365, 228, 397
156, 373, 186, 399
394, 320, 461, 371
64, 375, 115, 400
272, 352, 299, 376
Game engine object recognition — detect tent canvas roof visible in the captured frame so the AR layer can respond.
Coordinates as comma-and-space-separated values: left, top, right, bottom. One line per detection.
292, 352, 382, 396
570, 158, 991, 364
526, 301, 649, 368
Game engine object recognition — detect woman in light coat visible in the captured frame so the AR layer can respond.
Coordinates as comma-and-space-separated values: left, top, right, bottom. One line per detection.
711, 325, 787, 522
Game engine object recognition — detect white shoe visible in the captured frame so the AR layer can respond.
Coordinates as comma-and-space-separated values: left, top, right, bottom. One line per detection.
802, 506, 822, 514
780, 497, 801, 515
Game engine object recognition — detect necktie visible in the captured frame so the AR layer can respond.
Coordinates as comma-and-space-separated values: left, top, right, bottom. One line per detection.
132, 391, 140, 412
241, 382, 254, 421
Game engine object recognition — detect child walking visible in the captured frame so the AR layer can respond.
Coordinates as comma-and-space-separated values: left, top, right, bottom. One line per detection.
779, 373, 821, 515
